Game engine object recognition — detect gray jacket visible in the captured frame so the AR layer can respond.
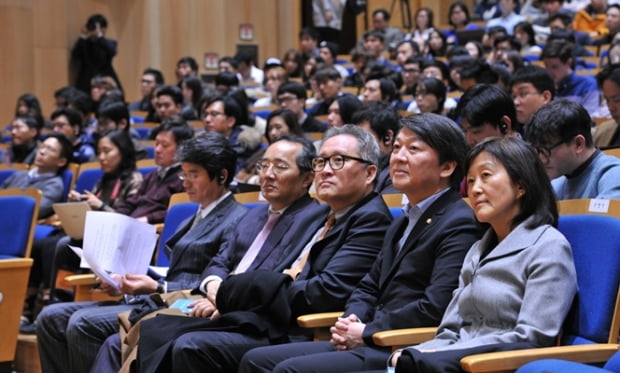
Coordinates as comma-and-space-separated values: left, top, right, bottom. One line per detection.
409, 218, 577, 351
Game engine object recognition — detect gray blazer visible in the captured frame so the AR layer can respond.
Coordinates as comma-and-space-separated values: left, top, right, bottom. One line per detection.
409, 217, 577, 352
2, 170, 64, 218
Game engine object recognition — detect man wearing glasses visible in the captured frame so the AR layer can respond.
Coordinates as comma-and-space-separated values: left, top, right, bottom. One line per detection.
125, 127, 393, 372
526, 99, 620, 200
277, 81, 327, 133
37, 133, 249, 373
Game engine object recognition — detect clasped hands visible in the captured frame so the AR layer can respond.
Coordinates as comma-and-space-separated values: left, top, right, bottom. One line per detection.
329, 313, 366, 350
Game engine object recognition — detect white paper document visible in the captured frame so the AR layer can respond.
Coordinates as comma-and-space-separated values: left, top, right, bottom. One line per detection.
80, 211, 159, 291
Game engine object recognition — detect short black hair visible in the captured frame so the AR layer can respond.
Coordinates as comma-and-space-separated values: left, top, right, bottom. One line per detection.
596, 63, 620, 88
334, 95, 363, 124
44, 133, 74, 173
176, 132, 237, 186
156, 85, 184, 106
541, 39, 573, 63
465, 137, 558, 229
215, 72, 240, 87
400, 113, 468, 189
177, 56, 198, 72
97, 101, 130, 130
151, 119, 195, 146
372, 8, 391, 21
86, 14, 107, 30
548, 12, 573, 27
456, 84, 517, 131
277, 81, 307, 99
143, 68, 164, 85
510, 65, 555, 97
525, 99, 593, 148
351, 102, 400, 142
51, 107, 84, 131
299, 27, 319, 41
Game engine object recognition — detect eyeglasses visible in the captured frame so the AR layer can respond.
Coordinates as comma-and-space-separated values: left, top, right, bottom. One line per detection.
178, 173, 199, 181
203, 111, 225, 118
402, 68, 420, 74
535, 139, 566, 158
256, 160, 291, 174
311, 154, 372, 172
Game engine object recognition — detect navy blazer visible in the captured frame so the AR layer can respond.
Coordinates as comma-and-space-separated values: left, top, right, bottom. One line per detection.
164, 194, 248, 292
343, 190, 484, 346
202, 193, 328, 280
288, 192, 393, 317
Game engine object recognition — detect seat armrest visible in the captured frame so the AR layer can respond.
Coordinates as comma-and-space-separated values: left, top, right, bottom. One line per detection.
372, 327, 437, 349
297, 312, 343, 328
64, 273, 98, 286
460, 344, 620, 372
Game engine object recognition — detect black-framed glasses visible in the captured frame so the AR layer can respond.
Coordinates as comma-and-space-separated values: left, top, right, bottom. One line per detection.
311, 154, 372, 172
536, 139, 567, 158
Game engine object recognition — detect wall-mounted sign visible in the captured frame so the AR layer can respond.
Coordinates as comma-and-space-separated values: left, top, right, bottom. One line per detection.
239, 24, 254, 41
204, 52, 219, 70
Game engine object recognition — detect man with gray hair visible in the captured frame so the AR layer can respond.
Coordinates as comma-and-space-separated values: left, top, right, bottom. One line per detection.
133, 125, 394, 372
239, 113, 483, 373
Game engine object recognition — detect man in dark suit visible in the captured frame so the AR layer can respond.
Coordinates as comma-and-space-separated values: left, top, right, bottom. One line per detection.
130, 125, 393, 372
35, 133, 249, 373
90, 134, 327, 371
238, 113, 484, 373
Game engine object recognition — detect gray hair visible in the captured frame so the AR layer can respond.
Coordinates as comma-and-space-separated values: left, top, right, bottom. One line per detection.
321, 124, 380, 166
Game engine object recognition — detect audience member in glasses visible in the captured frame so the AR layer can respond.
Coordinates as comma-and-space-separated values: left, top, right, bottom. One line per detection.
509, 66, 555, 127
128, 68, 164, 112
238, 113, 483, 373
36, 133, 249, 373
123, 126, 392, 373
525, 99, 620, 200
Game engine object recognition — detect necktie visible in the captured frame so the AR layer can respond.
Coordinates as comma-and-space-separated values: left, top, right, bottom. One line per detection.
234, 211, 281, 273
190, 210, 203, 230
284, 213, 336, 279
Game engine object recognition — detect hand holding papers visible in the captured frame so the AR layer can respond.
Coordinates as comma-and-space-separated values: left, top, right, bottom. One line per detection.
80, 211, 159, 292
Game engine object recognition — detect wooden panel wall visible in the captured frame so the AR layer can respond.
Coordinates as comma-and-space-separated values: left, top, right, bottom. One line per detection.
0, 0, 300, 125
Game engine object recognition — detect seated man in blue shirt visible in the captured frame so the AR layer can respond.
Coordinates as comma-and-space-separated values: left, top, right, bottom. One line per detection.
525, 99, 620, 200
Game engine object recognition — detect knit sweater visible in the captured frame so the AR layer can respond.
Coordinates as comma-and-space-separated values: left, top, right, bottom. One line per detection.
552, 150, 620, 200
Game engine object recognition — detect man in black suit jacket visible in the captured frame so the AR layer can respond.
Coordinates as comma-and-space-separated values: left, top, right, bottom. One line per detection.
133, 125, 393, 372
90, 134, 327, 371
239, 114, 484, 373
36, 133, 248, 373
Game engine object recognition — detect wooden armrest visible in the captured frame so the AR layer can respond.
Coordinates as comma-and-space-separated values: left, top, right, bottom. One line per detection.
154, 223, 164, 234
64, 273, 98, 286
38, 214, 62, 227
460, 344, 620, 372
373, 327, 437, 348
297, 312, 343, 328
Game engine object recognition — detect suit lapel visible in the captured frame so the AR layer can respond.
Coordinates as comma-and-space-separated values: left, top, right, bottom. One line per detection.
382, 191, 461, 284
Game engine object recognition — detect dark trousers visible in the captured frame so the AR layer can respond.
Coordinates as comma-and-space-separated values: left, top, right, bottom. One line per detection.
238, 341, 392, 373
